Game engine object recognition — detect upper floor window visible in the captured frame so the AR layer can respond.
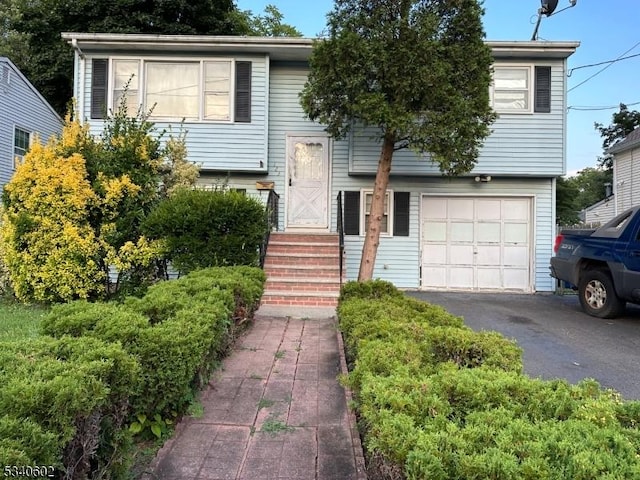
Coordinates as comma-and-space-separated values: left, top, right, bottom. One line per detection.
13, 127, 30, 168
91, 58, 251, 123
491, 67, 530, 112
491, 65, 552, 114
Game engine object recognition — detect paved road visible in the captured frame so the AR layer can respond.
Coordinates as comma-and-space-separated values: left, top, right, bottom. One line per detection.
407, 291, 640, 400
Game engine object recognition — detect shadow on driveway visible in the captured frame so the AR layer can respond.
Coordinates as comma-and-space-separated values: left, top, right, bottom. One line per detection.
407, 291, 640, 400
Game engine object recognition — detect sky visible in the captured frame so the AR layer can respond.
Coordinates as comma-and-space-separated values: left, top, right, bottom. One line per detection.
237, 0, 640, 177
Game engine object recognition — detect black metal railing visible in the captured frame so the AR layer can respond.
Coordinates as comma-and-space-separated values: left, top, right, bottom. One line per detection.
259, 190, 280, 268
337, 191, 345, 286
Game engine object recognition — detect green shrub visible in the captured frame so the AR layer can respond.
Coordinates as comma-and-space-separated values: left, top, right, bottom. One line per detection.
338, 279, 404, 303
426, 327, 522, 372
11, 266, 265, 475
142, 189, 267, 273
43, 266, 264, 420
0, 336, 139, 477
338, 282, 640, 479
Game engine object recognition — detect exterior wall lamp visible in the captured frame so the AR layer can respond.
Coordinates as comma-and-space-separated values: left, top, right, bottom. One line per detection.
474, 174, 492, 183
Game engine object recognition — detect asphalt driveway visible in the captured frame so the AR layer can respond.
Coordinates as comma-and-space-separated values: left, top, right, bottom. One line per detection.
407, 291, 640, 400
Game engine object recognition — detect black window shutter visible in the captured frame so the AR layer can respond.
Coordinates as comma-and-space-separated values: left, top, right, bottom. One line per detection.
393, 192, 410, 236
344, 191, 360, 235
91, 59, 108, 119
235, 61, 252, 123
534, 66, 551, 113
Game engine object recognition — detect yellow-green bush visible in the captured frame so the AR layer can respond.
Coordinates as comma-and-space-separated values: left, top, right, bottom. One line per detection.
338, 281, 640, 479
1, 108, 195, 302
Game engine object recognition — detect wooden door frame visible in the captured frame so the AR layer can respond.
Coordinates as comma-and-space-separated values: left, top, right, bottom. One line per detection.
284, 133, 331, 231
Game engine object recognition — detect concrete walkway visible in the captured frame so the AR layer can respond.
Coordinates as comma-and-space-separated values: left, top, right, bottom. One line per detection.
144, 310, 366, 480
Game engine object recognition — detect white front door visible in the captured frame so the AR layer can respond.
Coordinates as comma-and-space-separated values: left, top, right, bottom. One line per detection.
286, 135, 329, 229
421, 196, 532, 292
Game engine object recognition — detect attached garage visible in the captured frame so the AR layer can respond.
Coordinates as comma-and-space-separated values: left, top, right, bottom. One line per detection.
421, 195, 533, 292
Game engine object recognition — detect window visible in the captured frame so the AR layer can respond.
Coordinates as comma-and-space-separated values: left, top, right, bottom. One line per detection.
363, 190, 392, 235
343, 190, 410, 237
491, 67, 531, 112
112, 60, 140, 114
13, 127, 30, 168
491, 65, 552, 114
102, 59, 249, 122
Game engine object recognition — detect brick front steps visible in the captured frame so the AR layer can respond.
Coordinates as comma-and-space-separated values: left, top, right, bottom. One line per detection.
261, 233, 343, 307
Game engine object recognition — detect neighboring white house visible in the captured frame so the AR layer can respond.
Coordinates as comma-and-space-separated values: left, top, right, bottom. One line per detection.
0, 57, 63, 189
63, 33, 579, 293
580, 127, 640, 225
582, 194, 615, 225
609, 126, 640, 217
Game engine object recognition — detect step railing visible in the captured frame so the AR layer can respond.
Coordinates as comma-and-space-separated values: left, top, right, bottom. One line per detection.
259, 190, 280, 268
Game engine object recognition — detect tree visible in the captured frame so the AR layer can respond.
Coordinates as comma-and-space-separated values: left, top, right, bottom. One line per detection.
7, 0, 240, 114
233, 4, 302, 37
556, 176, 579, 225
0, 104, 196, 302
300, 0, 495, 280
595, 103, 640, 170
555, 167, 613, 226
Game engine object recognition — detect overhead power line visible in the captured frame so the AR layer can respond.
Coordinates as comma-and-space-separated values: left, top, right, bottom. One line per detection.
568, 40, 640, 93
568, 52, 640, 76
568, 101, 640, 112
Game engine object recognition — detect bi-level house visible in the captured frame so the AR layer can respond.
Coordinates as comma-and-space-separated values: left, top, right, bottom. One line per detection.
0, 57, 62, 190
63, 33, 578, 306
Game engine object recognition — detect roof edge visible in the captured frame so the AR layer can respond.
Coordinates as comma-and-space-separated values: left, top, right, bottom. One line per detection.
0, 57, 63, 123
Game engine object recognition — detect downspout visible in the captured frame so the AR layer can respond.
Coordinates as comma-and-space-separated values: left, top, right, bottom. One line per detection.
71, 38, 85, 117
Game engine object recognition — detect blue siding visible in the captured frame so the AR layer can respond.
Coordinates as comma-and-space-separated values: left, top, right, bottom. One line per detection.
197, 64, 557, 292
337, 178, 555, 292
83, 54, 269, 172
350, 59, 567, 177
0, 59, 62, 189
74, 47, 563, 293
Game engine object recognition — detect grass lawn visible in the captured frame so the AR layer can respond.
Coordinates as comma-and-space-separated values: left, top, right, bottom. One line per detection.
0, 302, 48, 341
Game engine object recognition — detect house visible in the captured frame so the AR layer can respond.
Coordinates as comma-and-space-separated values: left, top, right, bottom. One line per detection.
62, 33, 578, 304
0, 57, 63, 188
606, 126, 640, 218
578, 127, 640, 226
581, 191, 614, 226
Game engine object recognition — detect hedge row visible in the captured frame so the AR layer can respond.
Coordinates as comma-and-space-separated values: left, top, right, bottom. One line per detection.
0, 266, 265, 479
338, 281, 640, 480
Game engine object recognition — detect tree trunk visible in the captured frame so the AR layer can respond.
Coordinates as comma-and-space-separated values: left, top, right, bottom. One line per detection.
358, 133, 395, 281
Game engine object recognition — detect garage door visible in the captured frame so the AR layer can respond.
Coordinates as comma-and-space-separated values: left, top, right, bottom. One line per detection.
421, 196, 532, 292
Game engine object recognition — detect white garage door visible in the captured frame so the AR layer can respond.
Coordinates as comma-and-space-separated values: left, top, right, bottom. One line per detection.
421, 196, 532, 292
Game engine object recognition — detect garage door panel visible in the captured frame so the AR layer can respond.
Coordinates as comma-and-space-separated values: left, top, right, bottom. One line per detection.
450, 245, 474, 265
504, 246, 529, 267
478, 223, 501, 243
505, 223, 528, 243
423, 222, 447, 242
451, 222, 473, 242
478, 268, 502, 289
476, 245, 501, 265
449, 199, 474, 219
449, 267, 474, 288
423, 245, 447, 264
421, 196, 532, 292
503, 199, 530, 220
423, 267, 447, 287
424, 198, 448, 219
504, 269, 529, 289
476, 200, 502, 219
